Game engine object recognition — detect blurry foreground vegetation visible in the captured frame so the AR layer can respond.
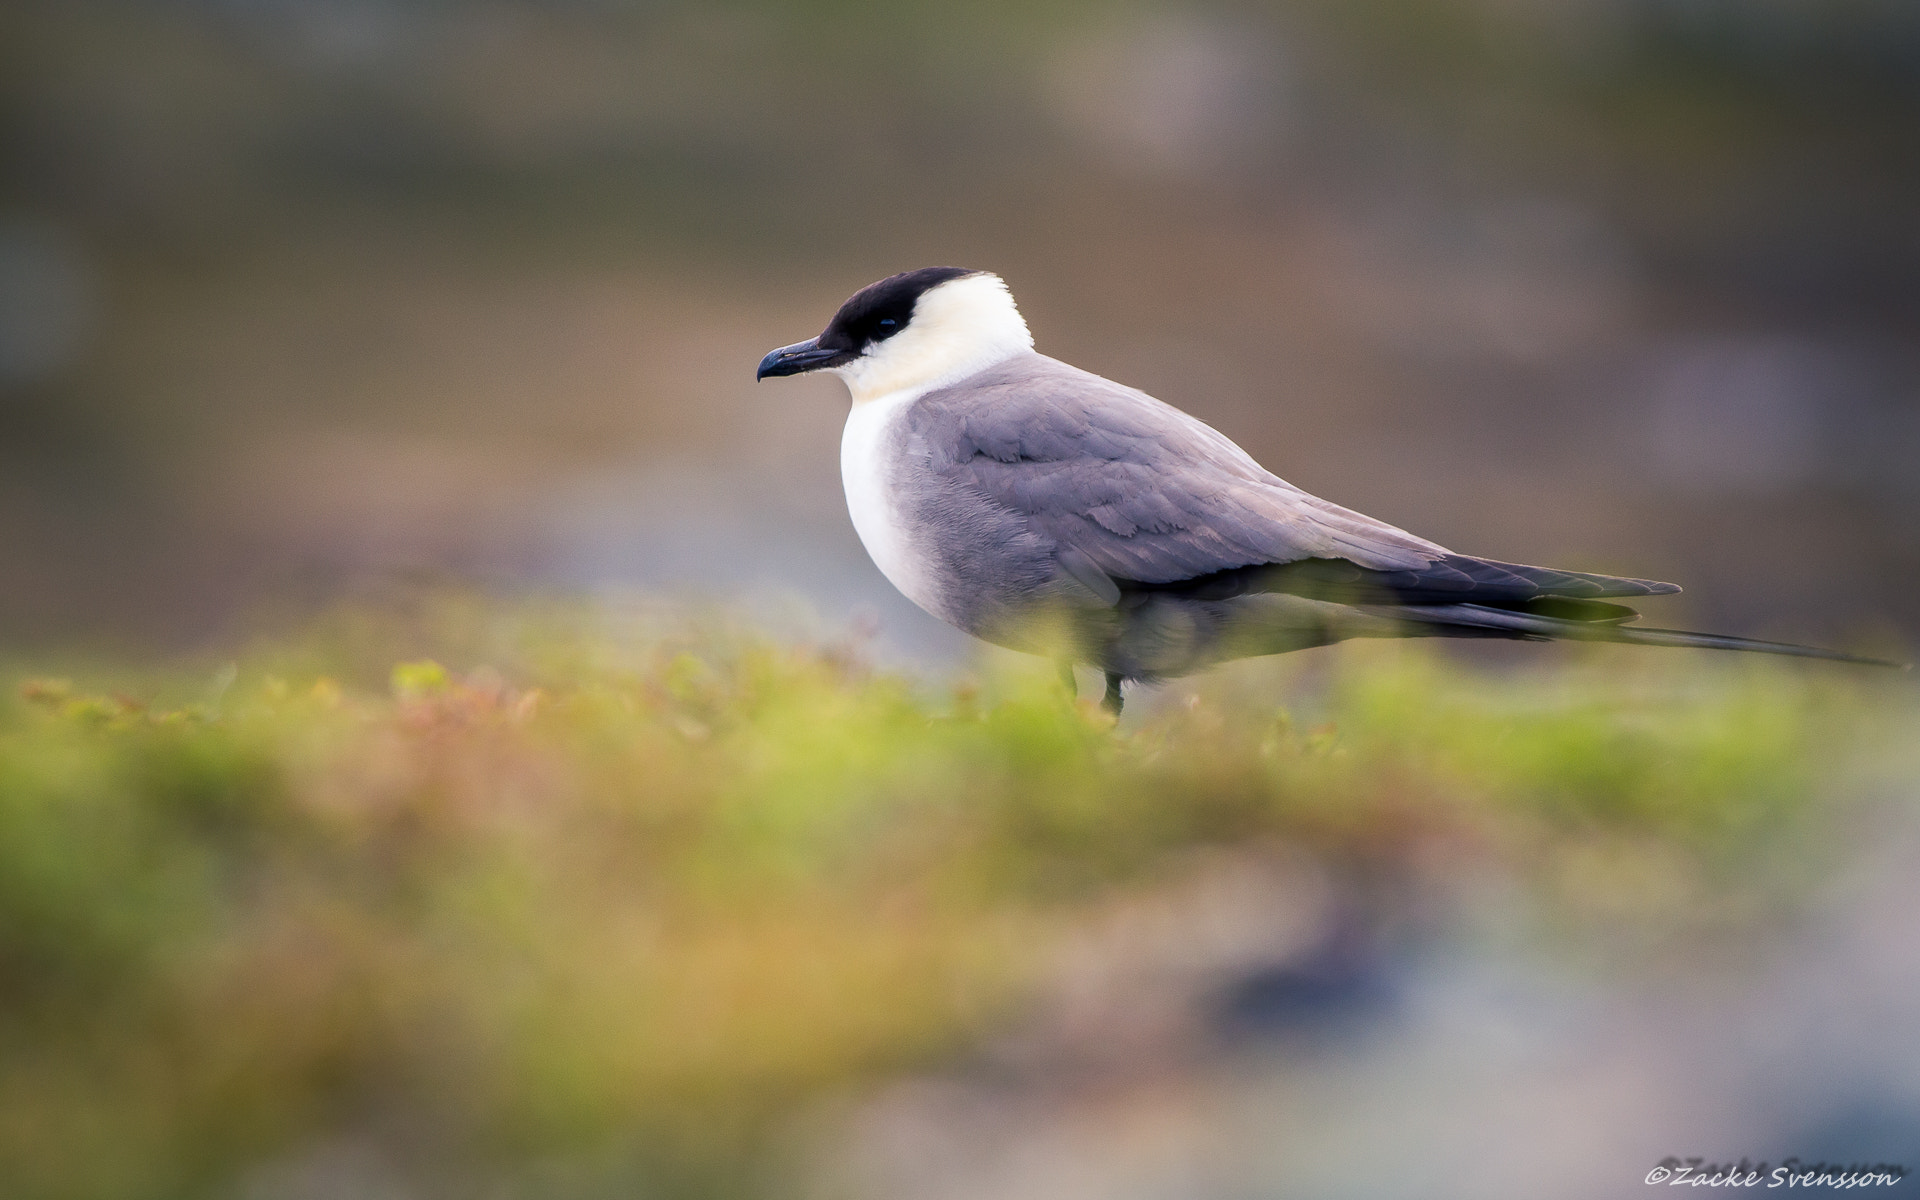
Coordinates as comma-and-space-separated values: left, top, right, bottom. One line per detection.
0, 597, 1909, 1199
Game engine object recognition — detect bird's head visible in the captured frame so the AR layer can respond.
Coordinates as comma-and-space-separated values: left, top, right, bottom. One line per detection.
756, 267, 1033, 404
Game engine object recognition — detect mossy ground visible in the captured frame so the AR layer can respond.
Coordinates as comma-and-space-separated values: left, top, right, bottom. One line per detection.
0, 596, 1907, 1199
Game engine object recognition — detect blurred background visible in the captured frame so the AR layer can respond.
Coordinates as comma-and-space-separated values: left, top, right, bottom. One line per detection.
4, 3, 1920, 1198
2, 0, 1916, 659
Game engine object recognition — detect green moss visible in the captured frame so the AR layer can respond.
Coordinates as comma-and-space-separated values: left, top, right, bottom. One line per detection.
0, 600, 1905, 1199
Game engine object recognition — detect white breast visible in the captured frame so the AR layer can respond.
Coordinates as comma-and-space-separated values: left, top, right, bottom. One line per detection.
840, 390, 944, 619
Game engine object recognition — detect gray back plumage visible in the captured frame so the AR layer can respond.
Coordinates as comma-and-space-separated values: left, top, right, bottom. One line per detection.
900, 352, 1678, 612
909, 353, 1438, 580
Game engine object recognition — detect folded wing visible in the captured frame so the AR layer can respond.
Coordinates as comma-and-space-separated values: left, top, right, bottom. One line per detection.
913, 354, 1679, 610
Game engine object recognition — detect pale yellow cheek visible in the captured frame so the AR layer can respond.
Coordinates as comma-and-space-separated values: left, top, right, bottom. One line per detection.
845, 329, 959, 403
836, 274, 1033, 405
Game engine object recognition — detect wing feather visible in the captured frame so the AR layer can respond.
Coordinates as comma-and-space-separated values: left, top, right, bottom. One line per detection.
908, 354, 1678, 608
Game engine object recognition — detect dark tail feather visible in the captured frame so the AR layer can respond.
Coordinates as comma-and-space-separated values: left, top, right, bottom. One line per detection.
1387, 603, 1908, 669
1603, 625, 1906, 668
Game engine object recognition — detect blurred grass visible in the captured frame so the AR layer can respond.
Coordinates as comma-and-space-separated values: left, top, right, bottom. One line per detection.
0, 596, 1907, 1199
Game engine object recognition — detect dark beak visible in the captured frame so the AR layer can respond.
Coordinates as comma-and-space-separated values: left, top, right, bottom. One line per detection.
756, 337, 851, 380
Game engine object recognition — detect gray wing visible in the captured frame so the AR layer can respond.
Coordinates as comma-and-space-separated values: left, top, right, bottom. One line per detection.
907, 353, 1678, 606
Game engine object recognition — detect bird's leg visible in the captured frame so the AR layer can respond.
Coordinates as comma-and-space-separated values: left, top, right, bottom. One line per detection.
1102, 671, 1125, 716
1058, 661, 1078, 698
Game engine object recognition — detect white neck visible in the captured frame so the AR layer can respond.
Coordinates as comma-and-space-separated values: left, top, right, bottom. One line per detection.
831, 272, 1034, 406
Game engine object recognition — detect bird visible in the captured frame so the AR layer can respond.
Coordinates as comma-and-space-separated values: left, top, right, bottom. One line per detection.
757, 267, 1901, 715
